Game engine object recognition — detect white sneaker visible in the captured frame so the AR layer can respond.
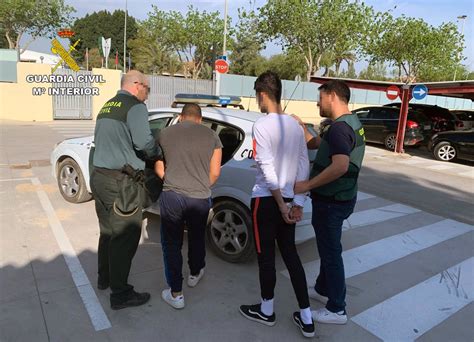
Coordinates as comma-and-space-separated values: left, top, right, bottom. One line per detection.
312, 308, 347, 324
161, 288, 185, 309
308, 287, 328, 304
187, 268, 205, 288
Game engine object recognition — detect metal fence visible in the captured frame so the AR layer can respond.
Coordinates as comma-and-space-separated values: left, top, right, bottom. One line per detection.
52, 69, 93, 119
220, 74, 474, 110
146, 75, 215, 109
50, 71, 214, 119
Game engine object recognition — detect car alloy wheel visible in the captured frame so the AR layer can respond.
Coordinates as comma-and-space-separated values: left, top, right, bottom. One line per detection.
435, 143, 456, 161
384, 134, 396, 150
211, 209, 247, 255
207, 200, 255, 263
59, 164, 79, 197
57, 157, 92, 203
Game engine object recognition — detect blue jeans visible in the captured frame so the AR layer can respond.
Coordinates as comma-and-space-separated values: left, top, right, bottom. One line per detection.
159, 190, 211, 293
311, 196, 356, 313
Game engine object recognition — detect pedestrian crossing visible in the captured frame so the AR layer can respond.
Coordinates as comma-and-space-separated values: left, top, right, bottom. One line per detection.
45, 121, 96, 138
281, 192, 474, 340
352, 257, 473, 341
365, 145, 474, 179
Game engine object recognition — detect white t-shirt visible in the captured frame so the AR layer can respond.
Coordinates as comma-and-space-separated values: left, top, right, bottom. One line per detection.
251, 113, 309, 206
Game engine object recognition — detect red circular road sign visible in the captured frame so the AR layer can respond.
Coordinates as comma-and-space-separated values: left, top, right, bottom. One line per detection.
215, 59, 229, 74
386, 85, 400, 100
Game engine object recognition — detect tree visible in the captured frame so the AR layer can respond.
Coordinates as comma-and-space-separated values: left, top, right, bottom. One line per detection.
258, 0, 373, 81
362, 15, 464, 82
339, 62, 357, 79
0, 29, 8, 48
265, 52, 307, 80
139, 5, 231, 79
358, 62, 389, 81
0, 0, 74, 52
70, 10, 138, 67
229, 8, 266, 76
128, 14, 182, 75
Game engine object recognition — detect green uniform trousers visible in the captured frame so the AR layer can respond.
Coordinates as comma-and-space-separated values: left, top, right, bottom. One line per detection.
91, 169, 143, 300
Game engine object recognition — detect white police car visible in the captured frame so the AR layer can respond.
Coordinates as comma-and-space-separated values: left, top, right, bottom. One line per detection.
51, 95, 315, 263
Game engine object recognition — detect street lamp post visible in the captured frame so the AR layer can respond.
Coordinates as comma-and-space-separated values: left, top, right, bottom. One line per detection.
453, 15, 467, 81
123, 0, 127, 73
216, 0, 228, 96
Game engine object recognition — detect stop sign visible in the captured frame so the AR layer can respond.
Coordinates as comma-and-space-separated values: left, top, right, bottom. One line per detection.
215, 59, 229, 74
386, 85, 400, 100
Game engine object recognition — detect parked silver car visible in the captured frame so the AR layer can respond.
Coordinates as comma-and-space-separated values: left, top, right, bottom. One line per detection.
51, 106, 315, 263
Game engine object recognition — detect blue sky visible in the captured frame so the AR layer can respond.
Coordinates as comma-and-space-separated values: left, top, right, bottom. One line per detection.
25, 0, 474, 72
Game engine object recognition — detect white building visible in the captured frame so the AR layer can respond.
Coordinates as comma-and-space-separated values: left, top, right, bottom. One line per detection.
20, 49, 61, 66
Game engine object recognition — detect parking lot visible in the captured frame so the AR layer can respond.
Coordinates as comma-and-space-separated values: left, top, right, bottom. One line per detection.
1, 120, 473, 342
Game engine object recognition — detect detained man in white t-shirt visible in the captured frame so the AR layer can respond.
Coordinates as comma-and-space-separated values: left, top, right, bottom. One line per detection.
238, 71, 315, 338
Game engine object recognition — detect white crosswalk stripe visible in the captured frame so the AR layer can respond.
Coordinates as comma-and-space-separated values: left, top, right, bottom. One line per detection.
280, 192, 474, 339
283, 219, 472, 282
352, 257, 474, 341
343, 204, 420, 231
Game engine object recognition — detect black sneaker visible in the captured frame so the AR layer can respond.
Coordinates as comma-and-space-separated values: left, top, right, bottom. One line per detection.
110, 291, 151, 310
239, 304, 276, 326
293, 312, 315, 338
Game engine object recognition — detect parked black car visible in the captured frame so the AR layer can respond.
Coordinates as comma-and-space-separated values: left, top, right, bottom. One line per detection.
451, 110, 474, 131
352, 106, 432, 150
428, 130, 474, 162
384, 103, 455, 133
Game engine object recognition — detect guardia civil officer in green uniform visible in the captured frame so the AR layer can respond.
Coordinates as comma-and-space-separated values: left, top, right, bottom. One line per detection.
91, 70, 159, 310
294, 80, 365, 325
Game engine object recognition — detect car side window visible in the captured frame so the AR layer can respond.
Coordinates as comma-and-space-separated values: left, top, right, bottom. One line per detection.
355, 109, 370, 119
149, 117, 173, 141
375, 109, 397, 120
202, 119, 244, 165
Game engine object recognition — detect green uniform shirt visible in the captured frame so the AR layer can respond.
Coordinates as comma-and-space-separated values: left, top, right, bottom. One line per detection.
93, 90, 159, 171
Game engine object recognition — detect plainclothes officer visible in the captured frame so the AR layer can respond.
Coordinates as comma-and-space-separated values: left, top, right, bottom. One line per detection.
294, 80, 365, 324
239, 71, 315, 338
91, 70, 160, 310
155, 103, 222, 309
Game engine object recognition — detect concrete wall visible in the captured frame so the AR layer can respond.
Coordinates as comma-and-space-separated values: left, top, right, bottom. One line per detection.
241, 96, 368, 125
223, 73, 474, 110
0, 63, 53, 121
0, 63, 122, 122
91, 68, 121, 120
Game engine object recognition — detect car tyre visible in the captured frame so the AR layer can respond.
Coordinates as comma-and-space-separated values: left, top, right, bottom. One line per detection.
57, 157, 92, 203
384, 133, 396, 150
207, 200, 255, 263
433, 141, 456, 162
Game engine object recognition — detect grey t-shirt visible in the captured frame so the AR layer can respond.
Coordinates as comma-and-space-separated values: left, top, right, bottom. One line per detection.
159, 121, 223, 198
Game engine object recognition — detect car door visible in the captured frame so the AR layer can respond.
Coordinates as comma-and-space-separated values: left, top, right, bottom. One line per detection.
145, 114, 176, 203
353, 108, 376, 142
373, 108, 397, 143
455, 131, 474, 160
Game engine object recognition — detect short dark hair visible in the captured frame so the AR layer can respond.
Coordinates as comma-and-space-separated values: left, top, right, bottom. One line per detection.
318, 80, 351, 104
181, 103, 202, 119
254, 71, 282, 104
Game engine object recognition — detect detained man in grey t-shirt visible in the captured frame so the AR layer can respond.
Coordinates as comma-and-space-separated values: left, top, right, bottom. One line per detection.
155, 103, 222, 309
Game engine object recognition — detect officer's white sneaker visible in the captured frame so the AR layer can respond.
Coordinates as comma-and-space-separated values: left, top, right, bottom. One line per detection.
187, 268, 205, 288
312, 308, 347, 324
308, 287, 328, 304
161, 288, 185, 309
